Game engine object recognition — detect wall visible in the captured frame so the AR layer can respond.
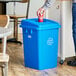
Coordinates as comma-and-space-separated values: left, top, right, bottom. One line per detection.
7, 2, 27, 15
48, 1, 60, 23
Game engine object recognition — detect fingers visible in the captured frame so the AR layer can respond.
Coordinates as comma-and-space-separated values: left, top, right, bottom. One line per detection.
37, 8, 45, 17
37, 8, 42, 16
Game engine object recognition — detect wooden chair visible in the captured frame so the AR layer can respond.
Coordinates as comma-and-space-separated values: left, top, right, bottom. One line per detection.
0, 15, 13, 76
8, 0, 30, 44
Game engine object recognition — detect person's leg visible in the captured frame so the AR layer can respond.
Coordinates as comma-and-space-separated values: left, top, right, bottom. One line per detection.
72, 3, 76, 52
67, 3, 76, 66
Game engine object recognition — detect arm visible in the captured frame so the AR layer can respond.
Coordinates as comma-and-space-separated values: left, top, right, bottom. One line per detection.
42, 0, 56, 9
37, 0, 56, 19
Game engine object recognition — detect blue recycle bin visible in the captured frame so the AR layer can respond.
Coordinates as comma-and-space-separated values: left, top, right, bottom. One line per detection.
20, 18, 60, 70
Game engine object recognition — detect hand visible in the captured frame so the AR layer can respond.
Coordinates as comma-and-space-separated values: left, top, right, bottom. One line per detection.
37, 8, 45, 17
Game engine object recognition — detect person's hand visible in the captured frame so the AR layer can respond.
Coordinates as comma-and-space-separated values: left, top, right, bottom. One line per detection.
37, 8, 45, 22
37, 8, 45, 17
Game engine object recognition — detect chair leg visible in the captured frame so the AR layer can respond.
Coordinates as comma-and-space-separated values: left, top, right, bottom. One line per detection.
3, 37, 7, 55
2, 66, 5, 76
4, 63, 8, 76
1, 66, 4, 76
2, 63, 8, 76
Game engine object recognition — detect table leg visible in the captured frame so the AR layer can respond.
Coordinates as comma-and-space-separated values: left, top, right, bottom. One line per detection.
14, 18, 18, 41
14, 18, 15, 39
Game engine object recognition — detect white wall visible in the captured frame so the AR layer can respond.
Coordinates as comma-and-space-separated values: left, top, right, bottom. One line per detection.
7, 2, 28, 15
48, 1, 60, 23
29, 0, 44, 18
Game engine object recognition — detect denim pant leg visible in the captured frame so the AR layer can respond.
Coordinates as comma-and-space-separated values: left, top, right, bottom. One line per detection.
72, 3, 76, 52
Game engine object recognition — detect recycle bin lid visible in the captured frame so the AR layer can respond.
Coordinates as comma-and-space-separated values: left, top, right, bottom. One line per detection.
20, 18, 61, 30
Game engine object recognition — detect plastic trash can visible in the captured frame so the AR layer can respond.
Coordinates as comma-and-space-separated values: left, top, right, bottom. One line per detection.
20, 18, 60, 70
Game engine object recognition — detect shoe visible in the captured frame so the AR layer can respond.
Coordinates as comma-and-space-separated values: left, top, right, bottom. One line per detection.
67, 60, 76, 66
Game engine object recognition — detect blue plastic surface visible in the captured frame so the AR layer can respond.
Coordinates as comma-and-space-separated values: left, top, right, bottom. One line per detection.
21, 18, 60, 30
20, 18, 60, 70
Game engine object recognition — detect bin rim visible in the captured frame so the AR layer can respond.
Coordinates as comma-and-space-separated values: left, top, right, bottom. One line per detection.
20, 18, 61, 30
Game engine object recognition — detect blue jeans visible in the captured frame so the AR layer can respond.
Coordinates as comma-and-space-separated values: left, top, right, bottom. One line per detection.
72, 3, 76, 51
